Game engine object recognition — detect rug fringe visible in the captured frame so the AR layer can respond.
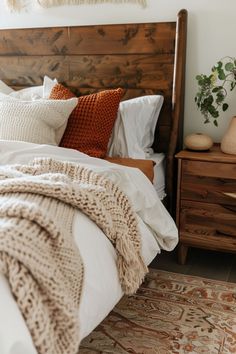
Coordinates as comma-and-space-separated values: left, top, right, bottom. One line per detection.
37, 0, 147, 8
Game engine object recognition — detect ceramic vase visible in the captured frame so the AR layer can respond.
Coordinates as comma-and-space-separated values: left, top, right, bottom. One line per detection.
221, 116, 236, 155
184, 133, 213, 151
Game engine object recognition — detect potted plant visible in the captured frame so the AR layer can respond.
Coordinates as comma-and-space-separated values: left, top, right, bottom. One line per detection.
195, 56, 236, 126
195, 56, 236, 154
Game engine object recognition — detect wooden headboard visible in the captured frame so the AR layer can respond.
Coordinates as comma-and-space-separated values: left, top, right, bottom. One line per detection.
0, 9, 187, 214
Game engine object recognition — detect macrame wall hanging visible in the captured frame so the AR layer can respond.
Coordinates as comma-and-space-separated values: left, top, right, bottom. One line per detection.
38, 0, 147, 7
5, 0, 147, 11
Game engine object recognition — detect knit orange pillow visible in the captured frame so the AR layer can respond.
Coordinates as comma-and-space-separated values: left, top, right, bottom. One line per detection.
49, 84, 124, 158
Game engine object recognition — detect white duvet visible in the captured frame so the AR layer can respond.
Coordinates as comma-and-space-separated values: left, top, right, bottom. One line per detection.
0, 140, 178, 354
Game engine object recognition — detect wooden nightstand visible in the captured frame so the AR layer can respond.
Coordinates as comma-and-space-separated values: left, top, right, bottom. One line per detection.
176, 144, 236, 265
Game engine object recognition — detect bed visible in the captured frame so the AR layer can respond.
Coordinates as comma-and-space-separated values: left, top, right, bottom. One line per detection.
0, 9, 187, 354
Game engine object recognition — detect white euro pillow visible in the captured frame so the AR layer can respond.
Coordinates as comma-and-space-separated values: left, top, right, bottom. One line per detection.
0, 80, 14, 95
43, 76, 58, 99
0, 76, 57, 100
0, 94, 78, 146
108, 95, 164, 158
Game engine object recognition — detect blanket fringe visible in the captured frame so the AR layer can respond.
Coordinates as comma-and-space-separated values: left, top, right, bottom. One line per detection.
37, 0, 147, 8
116, 236, 148, 295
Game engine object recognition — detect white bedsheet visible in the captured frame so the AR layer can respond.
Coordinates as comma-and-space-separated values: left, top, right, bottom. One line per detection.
148, 152, 166, 200
0, 140, 178, 354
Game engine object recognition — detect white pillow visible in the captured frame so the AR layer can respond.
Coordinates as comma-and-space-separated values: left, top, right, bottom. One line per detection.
0, 76, 57, 100
108, 95, 164, 158
0, 94, 78, 146
43, 75, 58, 99
0, 80, 14, 95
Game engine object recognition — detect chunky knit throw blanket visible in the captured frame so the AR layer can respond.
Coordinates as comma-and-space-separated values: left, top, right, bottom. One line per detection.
0, 158, 147, 354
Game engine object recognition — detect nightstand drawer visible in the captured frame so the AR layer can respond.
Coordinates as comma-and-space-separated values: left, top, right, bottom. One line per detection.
181, 160, 236, 205
180, 200, 236, 239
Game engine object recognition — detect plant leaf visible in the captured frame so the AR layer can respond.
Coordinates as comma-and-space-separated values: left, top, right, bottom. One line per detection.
225, 62, 234, 71
222, 103, 229, 111
218, 69, 226, 80
230, 82, 236, 91
196, 75, 202, 81
208, 105, 219, 118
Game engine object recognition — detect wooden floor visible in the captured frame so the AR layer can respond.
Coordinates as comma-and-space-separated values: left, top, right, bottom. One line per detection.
150, 247, 236, 283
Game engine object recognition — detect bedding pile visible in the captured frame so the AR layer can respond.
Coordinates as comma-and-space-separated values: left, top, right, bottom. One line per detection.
0, 157, 147, 354
0, 77, 176, 354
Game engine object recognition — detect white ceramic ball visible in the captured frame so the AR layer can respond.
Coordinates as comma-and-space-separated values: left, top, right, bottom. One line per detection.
184, 133, 213, 151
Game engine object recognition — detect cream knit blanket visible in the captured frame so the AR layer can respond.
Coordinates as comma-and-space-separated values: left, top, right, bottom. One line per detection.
0, 158, 147, 354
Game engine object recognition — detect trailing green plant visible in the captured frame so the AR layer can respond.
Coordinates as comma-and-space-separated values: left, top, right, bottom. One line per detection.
195, 56, 236, 126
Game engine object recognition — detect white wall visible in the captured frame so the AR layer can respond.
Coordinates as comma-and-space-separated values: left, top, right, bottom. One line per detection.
1, 0, 236, 142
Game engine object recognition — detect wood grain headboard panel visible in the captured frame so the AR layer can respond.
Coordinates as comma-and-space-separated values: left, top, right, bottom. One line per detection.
0, 9, 187, 213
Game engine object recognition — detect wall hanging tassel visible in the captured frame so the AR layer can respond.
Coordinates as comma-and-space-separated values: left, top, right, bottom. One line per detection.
37, 0, 147, 8
5, 0, 25, 10
6, 0, 147, 11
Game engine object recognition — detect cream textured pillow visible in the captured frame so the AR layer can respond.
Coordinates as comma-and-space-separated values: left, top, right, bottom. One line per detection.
0, 95, 78, 145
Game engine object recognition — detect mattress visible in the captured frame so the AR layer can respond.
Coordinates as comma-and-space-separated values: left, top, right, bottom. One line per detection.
0, 140, 178, 354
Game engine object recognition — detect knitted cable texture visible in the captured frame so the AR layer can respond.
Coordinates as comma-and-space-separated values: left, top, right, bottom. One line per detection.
0, 158, 147, 354
0, 96, 78, 145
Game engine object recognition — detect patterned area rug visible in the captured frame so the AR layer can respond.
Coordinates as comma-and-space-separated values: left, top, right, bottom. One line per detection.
80, 269, 236, 353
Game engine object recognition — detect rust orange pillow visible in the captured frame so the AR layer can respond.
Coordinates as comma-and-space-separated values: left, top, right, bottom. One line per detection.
49, 84, 124, 158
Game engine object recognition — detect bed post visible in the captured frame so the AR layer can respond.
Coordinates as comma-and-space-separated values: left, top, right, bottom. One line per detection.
166, 9, 187, 216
